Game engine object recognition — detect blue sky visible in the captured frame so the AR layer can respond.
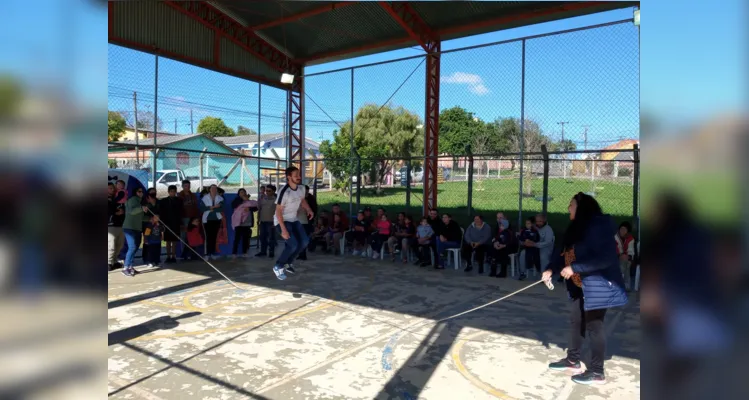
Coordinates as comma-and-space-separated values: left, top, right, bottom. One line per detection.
106, 6, 641, 151
4, 1, 741, 146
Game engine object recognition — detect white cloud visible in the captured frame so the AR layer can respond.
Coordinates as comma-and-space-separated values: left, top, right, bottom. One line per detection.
441, 72, 490, 96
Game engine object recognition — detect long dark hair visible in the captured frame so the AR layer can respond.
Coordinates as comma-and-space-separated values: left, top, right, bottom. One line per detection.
232, 188, 247, 209
562, 192, 603, 249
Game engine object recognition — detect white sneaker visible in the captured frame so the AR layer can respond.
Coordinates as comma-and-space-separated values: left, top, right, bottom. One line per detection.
146, 263, 154, 268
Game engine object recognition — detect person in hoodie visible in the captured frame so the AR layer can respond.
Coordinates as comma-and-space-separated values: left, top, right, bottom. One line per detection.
255, 185, 277, 258
489, 219, 517, 278
518, 216, 541, 280
520, 213, 555, 278
461, 215, 493, 273
614, 221, 636, 291
230, 188, 258, 260
542, 192, 627, 386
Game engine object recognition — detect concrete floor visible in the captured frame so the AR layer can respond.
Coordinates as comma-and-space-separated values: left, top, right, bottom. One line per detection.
108, 251, 640, 400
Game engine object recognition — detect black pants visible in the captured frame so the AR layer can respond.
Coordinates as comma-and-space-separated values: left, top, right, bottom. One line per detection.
346, 231, 367, 247
461, 243, 488, 269
525, 248, 541, 272
232, 226, 252, 255
204, 220, 221, 256
418, 244, 433, 264
490, 247, 510, 276
371, 234, 389, 253
568, 298, 608, 374
307, 235, 327, 252
297, 223, 315, 260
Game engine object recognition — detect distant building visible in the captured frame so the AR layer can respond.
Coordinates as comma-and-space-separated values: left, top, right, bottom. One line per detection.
117, 127, 179, 142
215, 134, 321, 158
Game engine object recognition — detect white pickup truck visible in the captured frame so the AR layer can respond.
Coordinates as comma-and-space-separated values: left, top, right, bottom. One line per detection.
148, 170, 218, 193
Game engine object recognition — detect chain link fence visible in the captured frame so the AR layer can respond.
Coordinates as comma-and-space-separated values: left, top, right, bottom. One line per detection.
109, 18, 639, 236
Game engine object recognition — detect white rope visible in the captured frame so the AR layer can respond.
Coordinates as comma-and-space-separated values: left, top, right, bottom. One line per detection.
144, 208, 243, 290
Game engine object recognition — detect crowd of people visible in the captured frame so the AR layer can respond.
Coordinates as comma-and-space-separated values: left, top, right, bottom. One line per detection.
107, 170, 638, 292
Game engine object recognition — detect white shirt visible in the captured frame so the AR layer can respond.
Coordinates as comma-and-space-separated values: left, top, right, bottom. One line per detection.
274, 184, 305, 226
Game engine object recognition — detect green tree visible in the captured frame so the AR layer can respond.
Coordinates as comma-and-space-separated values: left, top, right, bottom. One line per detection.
438, 106, 483, 156
124, 110, 164, 132
197, 116, 235, 138
552, 139, 577, 152
108, 111, 127, 142
236, 125, 257, 136
319, 104, 423, 192
0, 76, 23, 118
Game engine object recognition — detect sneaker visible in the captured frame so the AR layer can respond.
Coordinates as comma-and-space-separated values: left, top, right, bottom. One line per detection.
108, 264, 117, 271
231, 254, 237, 260
241, 253, 250, 259
571, 371, 606, 385
548, 358, 582, 372
372, 253, 379, 260
285, 265, 296, 275
361, 251, 369, 259
518, 273, 527, 281
272, 265, 287, 281
130, 267, 141, 275
121, 268, 134, 277
268, 253, 275, 259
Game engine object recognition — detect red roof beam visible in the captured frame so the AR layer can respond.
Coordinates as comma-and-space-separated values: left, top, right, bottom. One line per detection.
251, 2, 355, 31
377, 1, 438, 52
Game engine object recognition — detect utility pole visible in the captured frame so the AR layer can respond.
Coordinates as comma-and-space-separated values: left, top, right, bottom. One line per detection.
581, 124, 593, 192
174, 118, 177, 134
133, 91, 139, 164
557, 121, 569, 179
190, 109, 194, 133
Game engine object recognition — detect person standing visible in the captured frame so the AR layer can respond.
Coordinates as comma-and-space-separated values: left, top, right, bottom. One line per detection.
543, 192, 627, 385
141, 188, 159, 264
272, 167, 314, 281
614, 221, 636, 291
296, 185, 317, 261
255, 185, 277, 258
230, 188, 258, 259
108, 183, 126, 271
520, 213, 555, 277
122, 187, 148, 276
158, 185, 183, 264
178, 180, 200, 260
200, 185, 224, 260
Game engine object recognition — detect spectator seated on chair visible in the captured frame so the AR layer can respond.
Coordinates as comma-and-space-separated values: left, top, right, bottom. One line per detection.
490, 219, 517, 278
462, 215, 493, 274
397, 215, 417, 264
416, 217, 435, 267
308, 211, 330, 253
346, 211, 369, 257
615, 221, 636, 291
387, 212, 407, 262
436, 213, 462, 269
517, 216, 541, 281
327, 203, 349, 253
370, 213, 393, 260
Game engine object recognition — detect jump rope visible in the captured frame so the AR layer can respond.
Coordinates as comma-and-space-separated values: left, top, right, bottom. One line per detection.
143, 207, 556, 332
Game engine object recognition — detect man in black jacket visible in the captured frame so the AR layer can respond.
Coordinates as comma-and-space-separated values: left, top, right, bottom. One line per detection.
435, 213, 462, 269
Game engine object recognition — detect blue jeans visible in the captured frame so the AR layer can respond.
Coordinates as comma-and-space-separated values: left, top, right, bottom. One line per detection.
123, 229, 142, 268
259, 221, 277, 254
275, 221, 309, 266
436, 240, 460, 266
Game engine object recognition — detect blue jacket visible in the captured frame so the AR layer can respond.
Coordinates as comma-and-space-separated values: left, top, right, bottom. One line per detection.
550, 214, 628, 311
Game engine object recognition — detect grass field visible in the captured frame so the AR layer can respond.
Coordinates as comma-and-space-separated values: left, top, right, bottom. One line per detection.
316, 177, 636, 237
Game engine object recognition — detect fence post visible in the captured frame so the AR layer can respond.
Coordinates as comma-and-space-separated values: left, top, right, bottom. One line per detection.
466, 145, 473, 217
632, 144, 640, 234
541, 145, 549, 216
355, 156, 362, 212
312, 157, 318, 196
518, 38, 526, 230
406, 159, 411, 214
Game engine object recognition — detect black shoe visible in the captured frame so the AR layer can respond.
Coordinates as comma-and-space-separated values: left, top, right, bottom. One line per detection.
269, 253, 275, 258
255, 252, 267, 257
518, 273, 527, 281
108, 264, 117, 271
464, 264, 473, 272
548, 358, 582, 372
571, 371, 606, 385
285, 265, 296, 275
489, 272, 497, 277
478, 268, 484, 275
419, 262, 428, 267
434, 265, 445, 270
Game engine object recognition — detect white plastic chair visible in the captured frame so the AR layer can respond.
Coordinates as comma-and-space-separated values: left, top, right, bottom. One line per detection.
445, 228, 465, 270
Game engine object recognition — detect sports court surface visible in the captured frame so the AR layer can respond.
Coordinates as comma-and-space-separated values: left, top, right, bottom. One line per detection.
108, 254, 640, 400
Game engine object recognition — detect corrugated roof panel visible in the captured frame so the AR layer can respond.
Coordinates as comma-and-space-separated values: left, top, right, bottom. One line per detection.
113, 1, 213, 65
412, 1, 528, 30
219, 37, 282, 83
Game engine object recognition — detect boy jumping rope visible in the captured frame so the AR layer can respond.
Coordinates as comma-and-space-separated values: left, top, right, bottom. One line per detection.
273, 166, 314, 280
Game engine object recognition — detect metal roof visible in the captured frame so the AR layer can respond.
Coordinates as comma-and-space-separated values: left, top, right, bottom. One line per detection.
109, 1, 638, 87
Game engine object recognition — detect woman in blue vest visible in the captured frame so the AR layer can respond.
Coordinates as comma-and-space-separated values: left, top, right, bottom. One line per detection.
542, 192, 627, 385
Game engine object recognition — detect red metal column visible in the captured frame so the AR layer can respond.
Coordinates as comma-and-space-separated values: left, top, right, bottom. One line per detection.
423, 42, 440, 213
288, 78, 304, 170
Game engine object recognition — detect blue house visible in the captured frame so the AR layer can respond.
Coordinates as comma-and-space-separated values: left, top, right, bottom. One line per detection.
112, 134, 260, 186
216, 134, 321, 159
